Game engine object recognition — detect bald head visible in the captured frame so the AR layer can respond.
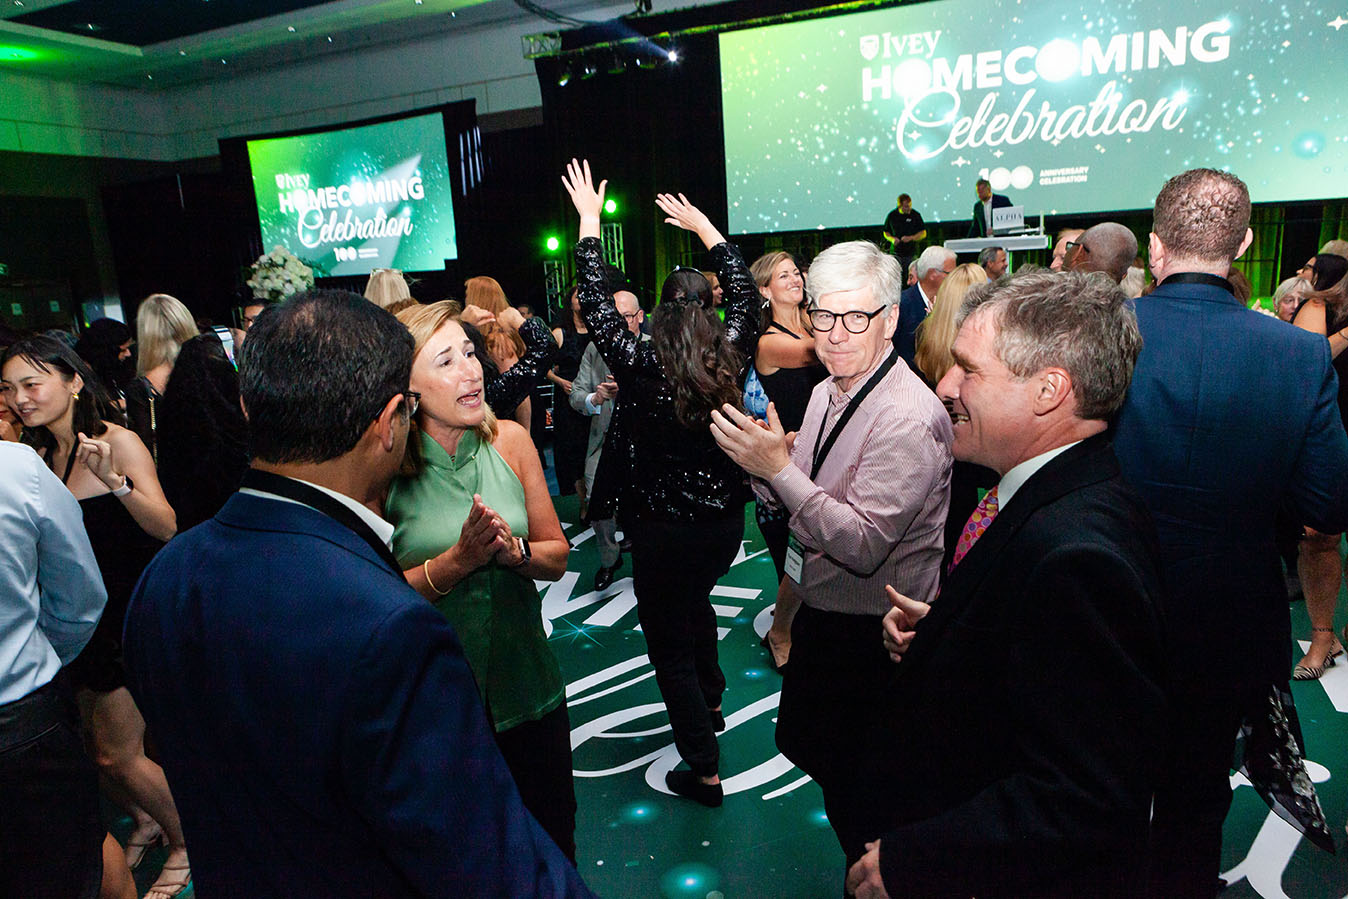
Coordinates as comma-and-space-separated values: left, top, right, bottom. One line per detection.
1067, 223, 1138, 284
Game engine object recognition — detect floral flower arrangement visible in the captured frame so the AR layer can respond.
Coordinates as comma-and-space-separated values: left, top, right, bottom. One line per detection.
246, 245, 315, 302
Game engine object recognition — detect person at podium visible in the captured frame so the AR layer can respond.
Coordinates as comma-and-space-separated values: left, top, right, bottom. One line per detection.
882, 194, 926, 285
967, 179, 1011, 238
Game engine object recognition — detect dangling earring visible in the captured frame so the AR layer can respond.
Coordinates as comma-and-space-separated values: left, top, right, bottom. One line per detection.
71, 391, 80, 400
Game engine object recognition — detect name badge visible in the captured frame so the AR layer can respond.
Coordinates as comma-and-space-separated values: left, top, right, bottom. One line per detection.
784, 532, 805, 583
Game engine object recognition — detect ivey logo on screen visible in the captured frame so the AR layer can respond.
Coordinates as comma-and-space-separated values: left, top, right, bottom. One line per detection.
859, 21, 1231, 168
272, 157, 423, 260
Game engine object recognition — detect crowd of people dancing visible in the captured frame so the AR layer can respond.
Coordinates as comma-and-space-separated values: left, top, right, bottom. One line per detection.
4, 159, 1348, 899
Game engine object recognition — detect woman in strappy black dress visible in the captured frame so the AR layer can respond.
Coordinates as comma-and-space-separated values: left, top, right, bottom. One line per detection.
748, 251, 828, 668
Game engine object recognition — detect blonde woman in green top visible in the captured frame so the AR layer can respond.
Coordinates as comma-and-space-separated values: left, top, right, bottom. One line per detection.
385, 301, 577, 861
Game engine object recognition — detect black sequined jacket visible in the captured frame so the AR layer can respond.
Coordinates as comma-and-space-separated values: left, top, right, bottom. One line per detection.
575, 236, 760, 523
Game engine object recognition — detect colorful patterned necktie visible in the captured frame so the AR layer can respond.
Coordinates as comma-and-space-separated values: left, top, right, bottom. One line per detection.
948, 486, 999, 573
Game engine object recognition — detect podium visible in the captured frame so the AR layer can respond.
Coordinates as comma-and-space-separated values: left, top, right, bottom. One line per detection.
944, 235, 1050, 253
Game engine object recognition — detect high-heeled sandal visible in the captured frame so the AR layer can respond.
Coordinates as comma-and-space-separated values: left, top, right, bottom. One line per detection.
124, 824, 166, 870
144, 862, 192, 899
1293, 627, 1345, 680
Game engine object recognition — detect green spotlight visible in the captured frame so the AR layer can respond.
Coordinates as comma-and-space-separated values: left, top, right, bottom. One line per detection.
0, 45, 43, 62
604, 198, 617, 215
546, 236, 560, 252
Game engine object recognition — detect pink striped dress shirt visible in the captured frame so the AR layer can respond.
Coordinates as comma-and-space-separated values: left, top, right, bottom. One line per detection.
768, 355, 953, 615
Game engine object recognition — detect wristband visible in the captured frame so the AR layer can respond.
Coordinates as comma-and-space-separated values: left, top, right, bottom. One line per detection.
111, 475, 134, 498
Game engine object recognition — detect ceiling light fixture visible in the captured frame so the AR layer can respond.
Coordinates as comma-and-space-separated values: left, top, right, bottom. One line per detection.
179, 49, 187, 56
326, 35, 333, 42
287, 25, 296, 32
13, 1, 24, 7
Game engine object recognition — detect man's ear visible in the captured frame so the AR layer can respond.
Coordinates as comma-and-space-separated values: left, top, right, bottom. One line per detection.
1034, 368, 1073, 416
1234, 227, 1254, 261
881, 304, 900, 341
373, 393, 405, 453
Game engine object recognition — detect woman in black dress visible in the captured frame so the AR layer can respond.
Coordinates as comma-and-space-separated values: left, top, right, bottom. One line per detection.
1, 336, 190, 898
563, 159, 758, 806
1290, 252, 1348, 679
549, 286, 593, 512
156, 331, 249, 531
748, 251, 829, 668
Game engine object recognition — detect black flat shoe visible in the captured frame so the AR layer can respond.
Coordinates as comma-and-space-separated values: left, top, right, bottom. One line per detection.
666, 770, 723, 807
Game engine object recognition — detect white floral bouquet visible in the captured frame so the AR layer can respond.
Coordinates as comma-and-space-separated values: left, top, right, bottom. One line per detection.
246, 245, 315, 302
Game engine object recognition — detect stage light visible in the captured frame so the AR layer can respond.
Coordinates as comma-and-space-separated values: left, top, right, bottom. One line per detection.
558, 66, 571, 86
667, 48, 678, 62
604, 198, 617, 215
546, 236, 561, 252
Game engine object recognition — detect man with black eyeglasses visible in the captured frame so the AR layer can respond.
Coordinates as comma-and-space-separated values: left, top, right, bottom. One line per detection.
1066, 222, 1138, 285
710, 240, 952, 888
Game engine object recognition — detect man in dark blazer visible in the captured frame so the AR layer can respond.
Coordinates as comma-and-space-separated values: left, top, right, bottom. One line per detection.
967, 178, 1012, 238
846, 271, 1169, 899
123, 290, 593, 898
892, 245, 955, 372
1112, 168, 1348, 896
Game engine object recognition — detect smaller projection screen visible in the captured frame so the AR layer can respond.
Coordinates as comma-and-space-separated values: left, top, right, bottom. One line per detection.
243, 111, 458, 276
719, 0, 1348, 233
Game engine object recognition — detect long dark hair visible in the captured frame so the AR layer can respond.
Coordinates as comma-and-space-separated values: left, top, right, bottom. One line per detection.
157, 332, 249, 529
74, 318, 133, 396
2, 335, 121, 463
662, 269, 712, 309
651, 296, 744, 431
1310, 254, 1348, 293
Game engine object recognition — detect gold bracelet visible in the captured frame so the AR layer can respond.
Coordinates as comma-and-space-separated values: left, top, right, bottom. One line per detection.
423, 559, 451, 596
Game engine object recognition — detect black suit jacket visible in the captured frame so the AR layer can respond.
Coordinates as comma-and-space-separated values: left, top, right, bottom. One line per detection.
891, 283, 927, 374
124, 492, 593, 898
968, 193, 1012, 237
870, 435, 1168, 898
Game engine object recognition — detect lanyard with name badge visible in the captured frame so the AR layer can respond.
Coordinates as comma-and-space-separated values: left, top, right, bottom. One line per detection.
785, 348, 901, 583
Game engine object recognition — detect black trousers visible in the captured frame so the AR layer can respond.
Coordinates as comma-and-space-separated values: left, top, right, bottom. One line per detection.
1149, 683, 1263, 898
756, 501, 791, 584
0, 679, 103, 899
776, 603, 894, 869
628, 515, 744, 778
494, 701, 578, 862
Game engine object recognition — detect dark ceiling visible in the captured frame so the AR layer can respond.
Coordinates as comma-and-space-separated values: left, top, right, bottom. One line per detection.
11, 0, 341, 46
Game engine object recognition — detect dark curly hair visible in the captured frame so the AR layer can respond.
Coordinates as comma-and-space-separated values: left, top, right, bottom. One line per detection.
651, 299, 744, 431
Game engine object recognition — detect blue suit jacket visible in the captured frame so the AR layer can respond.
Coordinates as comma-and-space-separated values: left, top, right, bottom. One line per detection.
1113, 275, 1348, 688
892, 283, 928, 374
123, 491, 593, 898
967, 193, 1012, 238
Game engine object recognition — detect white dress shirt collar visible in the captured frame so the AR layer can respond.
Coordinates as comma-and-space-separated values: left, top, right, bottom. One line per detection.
240, 476, 395, 548
995, 440, 1082, 511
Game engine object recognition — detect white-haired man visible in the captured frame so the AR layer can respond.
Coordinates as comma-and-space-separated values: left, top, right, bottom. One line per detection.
893, 245, 956, 371
710, 240, 952, 885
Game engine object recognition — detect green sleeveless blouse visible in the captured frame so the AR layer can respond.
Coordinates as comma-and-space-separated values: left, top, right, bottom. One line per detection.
386, 428, 564, 731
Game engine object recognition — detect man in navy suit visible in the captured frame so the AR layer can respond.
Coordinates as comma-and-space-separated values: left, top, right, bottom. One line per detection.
123, 290, 593, 898
1112, 169, 1348, 896
845, 271, 1168, 899
967, 178, 1012, 238
892, 245, 955, 372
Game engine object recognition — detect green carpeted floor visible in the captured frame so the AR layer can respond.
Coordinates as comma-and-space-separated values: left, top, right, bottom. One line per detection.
114, 494, 1348, 897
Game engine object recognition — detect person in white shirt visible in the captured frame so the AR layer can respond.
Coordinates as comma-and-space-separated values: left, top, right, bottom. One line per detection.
0, 440, 114, 898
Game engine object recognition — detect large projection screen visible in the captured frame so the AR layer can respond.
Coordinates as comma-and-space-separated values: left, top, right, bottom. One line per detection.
244, 111, 458, 276
720, 0, 1346, 233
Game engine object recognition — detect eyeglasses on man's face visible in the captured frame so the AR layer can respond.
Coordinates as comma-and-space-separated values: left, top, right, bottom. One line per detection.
1065, 241, 1091, 258
402, 391, 420, 418
620, 310, 642, 322
807, 306, 888, 334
